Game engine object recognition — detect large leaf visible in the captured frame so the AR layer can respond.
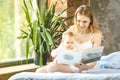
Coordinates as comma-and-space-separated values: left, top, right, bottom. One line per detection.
26, 36, 30, 63
19, 0, 71, 66
23, 0, 31, 25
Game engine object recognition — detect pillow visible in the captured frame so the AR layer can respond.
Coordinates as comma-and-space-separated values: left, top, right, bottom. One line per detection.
95, 51, 120, 69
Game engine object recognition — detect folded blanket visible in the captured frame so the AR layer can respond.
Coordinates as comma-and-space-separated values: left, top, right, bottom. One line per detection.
95, 51, 120, 69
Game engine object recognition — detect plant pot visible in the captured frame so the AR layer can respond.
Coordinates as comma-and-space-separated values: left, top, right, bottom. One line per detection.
34, 52, 40, 65
34, 52, 48, 66
42, 53, 48, 65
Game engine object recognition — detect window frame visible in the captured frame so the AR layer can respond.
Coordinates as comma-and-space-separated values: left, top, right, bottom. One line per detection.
0, 58, 34, 68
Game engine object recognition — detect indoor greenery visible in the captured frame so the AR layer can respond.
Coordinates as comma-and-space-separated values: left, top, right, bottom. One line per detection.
18, 0, 68, 66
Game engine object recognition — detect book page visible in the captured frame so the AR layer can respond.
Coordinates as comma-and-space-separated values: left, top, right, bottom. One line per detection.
56, 46, 104, 65
56, 50, 82, 65
81, 46, 104, 64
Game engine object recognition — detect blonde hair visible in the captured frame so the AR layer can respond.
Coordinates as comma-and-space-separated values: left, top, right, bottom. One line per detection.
73, 5, 102, 34
61, 31, 74, 43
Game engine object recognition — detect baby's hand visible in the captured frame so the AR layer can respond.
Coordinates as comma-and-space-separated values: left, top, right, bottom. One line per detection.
54, 53, 58, 58
55, 60, 58, 64
74, 63, 84, 73
53, 58, 58, 64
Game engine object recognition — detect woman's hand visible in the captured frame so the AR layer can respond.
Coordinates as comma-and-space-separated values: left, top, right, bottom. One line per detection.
75, 62, 97, 73
74, 63, 83, 73
74, 62, 89, 72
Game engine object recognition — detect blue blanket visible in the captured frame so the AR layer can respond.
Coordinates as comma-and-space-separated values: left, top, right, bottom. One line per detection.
96, 51, 120, 69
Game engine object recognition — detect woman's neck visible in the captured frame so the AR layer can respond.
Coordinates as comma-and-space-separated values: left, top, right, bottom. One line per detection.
80, 29, 89, 35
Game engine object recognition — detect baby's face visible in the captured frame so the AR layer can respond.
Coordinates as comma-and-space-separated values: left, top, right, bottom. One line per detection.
63, 36, 74, 50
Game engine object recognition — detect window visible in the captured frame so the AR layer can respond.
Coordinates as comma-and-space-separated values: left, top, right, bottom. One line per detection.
0, 0, 32, 66
0, 0, 15, 62
0, 0, 50, 67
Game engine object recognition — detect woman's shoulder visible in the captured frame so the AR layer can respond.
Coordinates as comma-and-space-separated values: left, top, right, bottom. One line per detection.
91, 32, 103, 46
95, 32, 102, 35
92, 32, 102, 38
91, 32, 102, 41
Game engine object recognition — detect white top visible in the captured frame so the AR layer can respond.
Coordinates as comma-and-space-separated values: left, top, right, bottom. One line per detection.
74, 34, 94, 50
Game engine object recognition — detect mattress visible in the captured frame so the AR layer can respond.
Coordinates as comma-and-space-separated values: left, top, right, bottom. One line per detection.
8, 69, 120, 80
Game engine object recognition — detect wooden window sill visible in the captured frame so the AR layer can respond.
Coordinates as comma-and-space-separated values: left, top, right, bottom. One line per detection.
0, 63, 39, 80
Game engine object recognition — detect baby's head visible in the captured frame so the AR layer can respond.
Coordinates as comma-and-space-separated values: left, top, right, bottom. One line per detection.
62, 31, 75, 50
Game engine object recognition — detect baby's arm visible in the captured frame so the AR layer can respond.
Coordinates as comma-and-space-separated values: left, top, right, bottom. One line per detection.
51, 49, 58, 58
51, 49, 59, 63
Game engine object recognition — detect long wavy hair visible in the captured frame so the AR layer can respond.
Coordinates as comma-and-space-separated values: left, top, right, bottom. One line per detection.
73, 5, 102, 34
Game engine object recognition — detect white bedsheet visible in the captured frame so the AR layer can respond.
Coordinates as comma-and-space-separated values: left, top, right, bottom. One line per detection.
8, 69, 120, 80
9, 51, 120, 80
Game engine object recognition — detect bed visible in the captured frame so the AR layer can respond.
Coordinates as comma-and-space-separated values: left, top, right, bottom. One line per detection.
8, 51, 120, 80
8, 69, 120, 80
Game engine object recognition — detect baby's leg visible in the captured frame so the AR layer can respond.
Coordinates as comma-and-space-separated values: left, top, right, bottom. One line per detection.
35, 65, 48, 73
47, 62, 73, 73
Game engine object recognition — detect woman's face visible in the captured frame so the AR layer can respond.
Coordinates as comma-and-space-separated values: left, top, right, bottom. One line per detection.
76, 14, 91, 31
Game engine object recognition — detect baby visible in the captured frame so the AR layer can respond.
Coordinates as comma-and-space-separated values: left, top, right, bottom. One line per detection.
36, 31, 81, 73
52, 31, 82, 65
51, 31, 77, 59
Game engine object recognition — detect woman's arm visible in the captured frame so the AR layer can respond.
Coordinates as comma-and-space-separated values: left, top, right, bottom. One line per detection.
75, 61, 96, 71
75, 32, 103, 71
92, 32, 102, 47
83, 32, 102, 70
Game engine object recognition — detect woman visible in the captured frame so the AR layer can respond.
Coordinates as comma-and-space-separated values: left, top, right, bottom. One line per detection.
36, 5, 103, 73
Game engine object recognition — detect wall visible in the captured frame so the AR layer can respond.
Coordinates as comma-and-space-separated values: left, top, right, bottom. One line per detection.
49, 0, 90, 27
49, 0, 120, 55
90, 0, 120, 55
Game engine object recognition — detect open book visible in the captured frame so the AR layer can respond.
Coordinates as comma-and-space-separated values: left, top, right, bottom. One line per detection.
56, 46, 104, 65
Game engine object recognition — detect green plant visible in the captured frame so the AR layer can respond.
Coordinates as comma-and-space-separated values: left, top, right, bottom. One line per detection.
18, 0, 68, 65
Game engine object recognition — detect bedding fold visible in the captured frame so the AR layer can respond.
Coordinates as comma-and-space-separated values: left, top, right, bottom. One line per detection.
95, 51, 120, 69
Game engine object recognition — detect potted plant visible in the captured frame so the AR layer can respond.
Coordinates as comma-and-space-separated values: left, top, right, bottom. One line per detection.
18, 0, 69, 66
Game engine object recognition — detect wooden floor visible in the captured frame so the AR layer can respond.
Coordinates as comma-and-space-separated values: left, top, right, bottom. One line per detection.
0, 64, 39, 80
